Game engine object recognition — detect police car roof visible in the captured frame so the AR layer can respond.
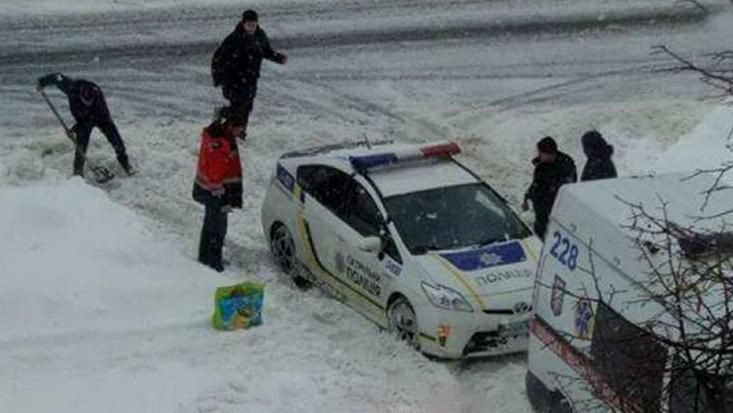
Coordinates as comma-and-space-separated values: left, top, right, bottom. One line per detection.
367, 159, 478, 198
283, 141, 478, 198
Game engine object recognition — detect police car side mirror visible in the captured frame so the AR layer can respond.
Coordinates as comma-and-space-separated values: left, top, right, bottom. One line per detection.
358, 236, 383, 254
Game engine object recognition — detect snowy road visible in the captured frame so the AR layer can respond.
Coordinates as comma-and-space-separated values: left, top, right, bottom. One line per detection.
1, 1, 732, 412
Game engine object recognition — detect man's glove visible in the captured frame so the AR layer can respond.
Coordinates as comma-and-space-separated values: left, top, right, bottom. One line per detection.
274, 52, 288, 65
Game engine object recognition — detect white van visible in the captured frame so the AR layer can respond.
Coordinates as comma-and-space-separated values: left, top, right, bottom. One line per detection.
526, 173, 733, 412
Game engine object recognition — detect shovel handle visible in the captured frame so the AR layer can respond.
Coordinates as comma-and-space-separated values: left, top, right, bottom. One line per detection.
40, 90, 73, 138
38, 89, 115, 183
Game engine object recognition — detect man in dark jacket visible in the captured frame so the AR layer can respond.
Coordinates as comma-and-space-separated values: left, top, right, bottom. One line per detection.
211, 9, 287, 133
36, 73, 133, 176
522, 137, 577, 239
193, 111, 245, 272
580, 130, 617, 181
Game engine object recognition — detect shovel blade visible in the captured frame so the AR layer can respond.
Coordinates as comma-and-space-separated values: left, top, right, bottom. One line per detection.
90, 166, 115, 184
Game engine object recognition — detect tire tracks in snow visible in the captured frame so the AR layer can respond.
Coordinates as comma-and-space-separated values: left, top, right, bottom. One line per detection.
0, 3, 712, 72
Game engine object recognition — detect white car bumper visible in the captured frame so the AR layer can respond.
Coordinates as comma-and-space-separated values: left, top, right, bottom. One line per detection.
416, 303, 529, 358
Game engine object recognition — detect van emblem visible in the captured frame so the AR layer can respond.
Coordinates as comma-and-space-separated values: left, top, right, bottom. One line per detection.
574, 298, 595, 340
551, 275, 566, 317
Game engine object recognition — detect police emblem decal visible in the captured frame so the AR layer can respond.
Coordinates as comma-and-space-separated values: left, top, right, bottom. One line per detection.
574, 298, 595, 340
550, 275, 566, 317
480, 252, 504, 267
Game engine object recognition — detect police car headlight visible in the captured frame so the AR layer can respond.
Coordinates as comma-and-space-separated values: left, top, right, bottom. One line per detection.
420, 282, 474, 313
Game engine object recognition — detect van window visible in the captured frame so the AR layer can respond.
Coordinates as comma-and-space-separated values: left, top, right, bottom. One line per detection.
669, 356, 733, 413
590, 302, 667, 411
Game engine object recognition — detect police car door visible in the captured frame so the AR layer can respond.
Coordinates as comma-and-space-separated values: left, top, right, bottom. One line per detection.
297, 165, 354, 299
337, 178, 395, 323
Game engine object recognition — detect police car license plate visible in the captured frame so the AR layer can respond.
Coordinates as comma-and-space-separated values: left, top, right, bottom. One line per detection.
499, 320, 529, 337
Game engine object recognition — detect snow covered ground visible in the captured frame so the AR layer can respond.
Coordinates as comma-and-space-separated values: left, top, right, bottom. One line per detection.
1, 1, 733, 412
656, 100, 733, 174
0, 180, 481, 413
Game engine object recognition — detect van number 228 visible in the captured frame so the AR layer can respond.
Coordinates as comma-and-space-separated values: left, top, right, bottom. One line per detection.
549, 231, 579, 271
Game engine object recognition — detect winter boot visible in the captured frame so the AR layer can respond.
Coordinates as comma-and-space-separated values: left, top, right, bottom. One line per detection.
118, 154, 135, 176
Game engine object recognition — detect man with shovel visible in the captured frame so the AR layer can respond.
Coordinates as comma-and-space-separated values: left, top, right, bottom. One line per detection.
37, 73, 133, 178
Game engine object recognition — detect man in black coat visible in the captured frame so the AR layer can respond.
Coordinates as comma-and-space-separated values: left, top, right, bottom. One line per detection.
522, 136, 577, 239
37, 73, 133, 177
580, 130, 617, 182
211, 9, 287, 133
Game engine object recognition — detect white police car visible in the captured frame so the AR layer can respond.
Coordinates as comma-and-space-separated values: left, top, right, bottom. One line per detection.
261, 141, 541, 358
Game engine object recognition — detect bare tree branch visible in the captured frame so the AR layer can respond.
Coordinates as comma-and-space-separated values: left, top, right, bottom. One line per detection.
557, 193, 733, 412
652, 45, 733, 95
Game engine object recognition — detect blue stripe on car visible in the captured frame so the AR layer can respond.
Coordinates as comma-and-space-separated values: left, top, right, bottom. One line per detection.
349, 153, 399, 170
440, 241, 526, 272
276, 163, 295, 193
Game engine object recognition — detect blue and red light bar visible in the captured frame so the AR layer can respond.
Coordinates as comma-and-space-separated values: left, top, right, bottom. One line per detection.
349, 142, 461, 171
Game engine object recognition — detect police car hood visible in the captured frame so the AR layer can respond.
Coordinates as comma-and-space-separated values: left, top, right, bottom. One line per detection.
415, 240, 537, 312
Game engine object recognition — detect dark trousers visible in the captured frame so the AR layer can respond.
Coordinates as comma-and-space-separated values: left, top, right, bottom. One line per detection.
222, 82, 257, 130
533, 217, 548, 241
532, 201, 552, 241
72, 119, 130, 175
198, 203, 228, 272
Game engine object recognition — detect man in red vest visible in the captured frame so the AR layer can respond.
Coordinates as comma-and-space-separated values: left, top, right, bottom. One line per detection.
192, 111, 245, 272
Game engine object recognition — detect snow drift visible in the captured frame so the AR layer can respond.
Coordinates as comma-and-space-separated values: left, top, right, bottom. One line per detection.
0, 179, 503, 413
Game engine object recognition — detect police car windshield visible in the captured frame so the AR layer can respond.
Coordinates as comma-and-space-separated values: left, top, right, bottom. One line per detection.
383, 183, 530, 255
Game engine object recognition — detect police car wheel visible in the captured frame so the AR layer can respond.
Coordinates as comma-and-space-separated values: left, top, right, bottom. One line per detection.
387, 296, 419, 348
269, 224, 293, 269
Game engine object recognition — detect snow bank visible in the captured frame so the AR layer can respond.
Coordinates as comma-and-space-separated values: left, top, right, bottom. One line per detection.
655, 101, 733, 175
0, 178, 220, 341
0, 179, 506, 413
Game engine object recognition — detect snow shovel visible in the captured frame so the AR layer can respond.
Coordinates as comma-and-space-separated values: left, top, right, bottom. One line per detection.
40, 90, 115, 183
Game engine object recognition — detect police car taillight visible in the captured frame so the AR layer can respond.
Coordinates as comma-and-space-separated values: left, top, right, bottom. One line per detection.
349, 142, 461, 171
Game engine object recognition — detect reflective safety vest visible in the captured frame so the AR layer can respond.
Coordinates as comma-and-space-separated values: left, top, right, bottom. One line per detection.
193, 125, 243, 208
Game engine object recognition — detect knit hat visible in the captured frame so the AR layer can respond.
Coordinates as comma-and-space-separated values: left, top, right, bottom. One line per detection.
219, 107, 246, 127
242, 9, 258, 22
537, 136, 558, 155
